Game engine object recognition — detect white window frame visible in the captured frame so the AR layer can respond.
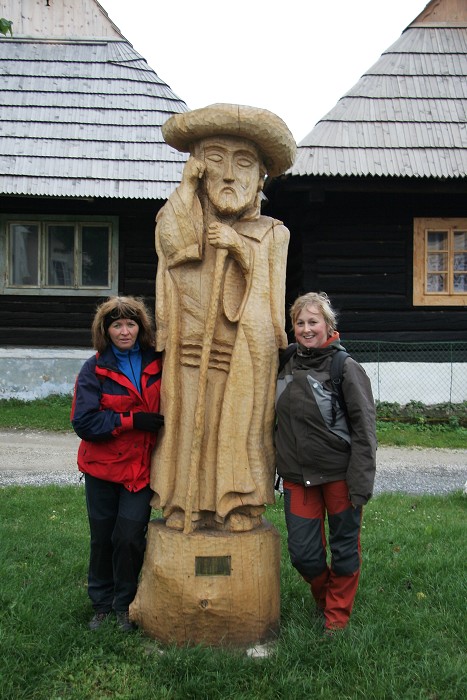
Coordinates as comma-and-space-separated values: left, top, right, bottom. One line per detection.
0, 214, 118, 296
413, 217, 467, 306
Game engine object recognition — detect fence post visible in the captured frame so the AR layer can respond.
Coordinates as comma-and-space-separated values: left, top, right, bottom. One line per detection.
449, 343, 453, 405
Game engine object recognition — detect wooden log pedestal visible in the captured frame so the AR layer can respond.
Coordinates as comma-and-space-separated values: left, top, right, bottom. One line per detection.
130, 518, 281, 647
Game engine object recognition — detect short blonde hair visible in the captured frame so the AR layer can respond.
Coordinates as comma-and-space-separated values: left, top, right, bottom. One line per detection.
91, 296, 154, 353
289, 292, 338, 332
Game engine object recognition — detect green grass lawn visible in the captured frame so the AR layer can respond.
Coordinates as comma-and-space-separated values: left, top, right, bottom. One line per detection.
0, 487, 465, 700
1, 395, 467, 448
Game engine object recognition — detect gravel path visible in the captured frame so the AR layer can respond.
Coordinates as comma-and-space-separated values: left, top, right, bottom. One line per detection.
0, 429, 465, 494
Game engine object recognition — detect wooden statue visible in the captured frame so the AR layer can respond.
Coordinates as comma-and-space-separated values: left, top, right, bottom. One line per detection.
151, 103, 296, 534
130, 104, 296, 646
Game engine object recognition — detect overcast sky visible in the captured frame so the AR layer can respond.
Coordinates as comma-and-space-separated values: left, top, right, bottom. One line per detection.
103, 0, 429, 143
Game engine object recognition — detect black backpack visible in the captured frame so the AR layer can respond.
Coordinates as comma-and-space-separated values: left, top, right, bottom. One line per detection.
278, 343, 350, 428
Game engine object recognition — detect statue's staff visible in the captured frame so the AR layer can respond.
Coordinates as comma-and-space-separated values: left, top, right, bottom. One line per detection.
183, 243, 228, 534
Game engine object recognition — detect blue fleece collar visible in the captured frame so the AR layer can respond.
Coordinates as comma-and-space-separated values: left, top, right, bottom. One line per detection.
111, 340, 142, 393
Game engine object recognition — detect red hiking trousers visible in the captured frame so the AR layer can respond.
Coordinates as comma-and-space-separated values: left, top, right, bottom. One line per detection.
283, 479, 362, 630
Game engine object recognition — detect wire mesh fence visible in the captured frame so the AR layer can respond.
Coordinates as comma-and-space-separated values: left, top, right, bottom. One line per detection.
342, 340, 467, 406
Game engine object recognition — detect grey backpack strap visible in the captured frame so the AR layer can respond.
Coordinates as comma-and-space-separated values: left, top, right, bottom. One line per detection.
330, 349, 350, 428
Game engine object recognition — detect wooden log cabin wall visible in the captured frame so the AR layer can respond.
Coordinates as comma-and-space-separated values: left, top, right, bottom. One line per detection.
264, 177, 467, 345
0, 195, 161, 347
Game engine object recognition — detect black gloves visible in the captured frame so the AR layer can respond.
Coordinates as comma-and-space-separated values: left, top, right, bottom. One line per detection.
132, 412, 164, 433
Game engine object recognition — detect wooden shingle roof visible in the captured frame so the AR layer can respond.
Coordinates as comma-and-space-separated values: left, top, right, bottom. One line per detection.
0, 0, 189, 199
291, 0, 467, 179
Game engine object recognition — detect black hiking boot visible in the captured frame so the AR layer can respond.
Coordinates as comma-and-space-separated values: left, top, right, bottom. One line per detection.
116, 610, 137, 632
88, 611, 112, 630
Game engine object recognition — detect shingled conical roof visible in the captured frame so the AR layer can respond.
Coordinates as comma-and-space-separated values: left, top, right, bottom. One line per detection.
291, 0, 467, 179
0, 0, 188, 199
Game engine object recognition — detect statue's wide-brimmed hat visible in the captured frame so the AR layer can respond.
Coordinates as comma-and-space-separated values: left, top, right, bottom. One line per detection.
162, 103, 297, 177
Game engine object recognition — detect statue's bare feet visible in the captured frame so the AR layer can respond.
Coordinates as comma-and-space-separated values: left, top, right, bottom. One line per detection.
165, 511, 184, 530
225, 512, 263, 532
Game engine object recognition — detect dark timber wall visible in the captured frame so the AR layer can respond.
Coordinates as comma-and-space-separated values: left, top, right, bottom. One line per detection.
2, 176, 467, 348
0, 196, 162, 347
265, 176, 467, 342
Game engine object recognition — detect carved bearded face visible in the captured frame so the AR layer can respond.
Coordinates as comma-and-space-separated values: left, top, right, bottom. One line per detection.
197, 137, 264, 217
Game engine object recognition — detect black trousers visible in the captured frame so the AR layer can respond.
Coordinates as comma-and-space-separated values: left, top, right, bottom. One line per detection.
84, 474, 152, 613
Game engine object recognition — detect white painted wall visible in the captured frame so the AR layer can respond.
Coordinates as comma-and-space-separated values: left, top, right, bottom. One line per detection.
0, 348, 92, 400
0, 349, 466, 404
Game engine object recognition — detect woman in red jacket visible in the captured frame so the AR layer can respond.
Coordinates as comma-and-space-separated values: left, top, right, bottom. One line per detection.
71, 296, 163, 632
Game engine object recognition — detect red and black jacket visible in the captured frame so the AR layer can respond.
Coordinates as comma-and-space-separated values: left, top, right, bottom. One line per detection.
71, 345, 162, 492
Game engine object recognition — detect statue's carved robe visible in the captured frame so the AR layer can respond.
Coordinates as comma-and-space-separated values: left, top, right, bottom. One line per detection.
151, 188, 289, 522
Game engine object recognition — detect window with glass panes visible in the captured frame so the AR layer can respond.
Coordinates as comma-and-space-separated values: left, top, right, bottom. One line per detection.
1, 216, 118, 296
413, 218, 467, 306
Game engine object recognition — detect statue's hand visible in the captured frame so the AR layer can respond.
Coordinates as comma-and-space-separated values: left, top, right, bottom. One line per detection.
207, 223, 240, 251
181, 156, 205, 191
208, 223, 250, 273
276, 330, 289, 349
